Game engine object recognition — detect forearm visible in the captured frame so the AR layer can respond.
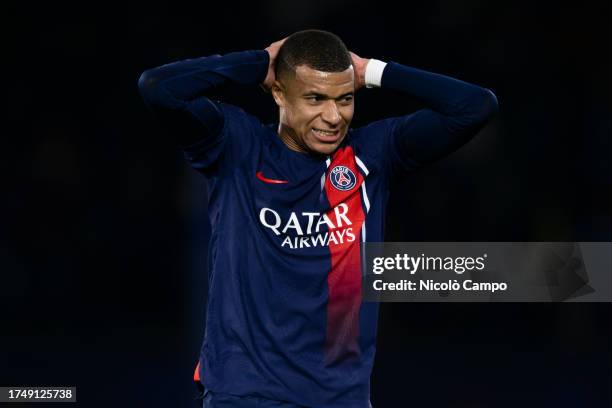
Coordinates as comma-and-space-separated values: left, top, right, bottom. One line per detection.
365, 59, 498, 169
138, 50, 269, 108
137, 50, 269, 146
375, 60, 497, 124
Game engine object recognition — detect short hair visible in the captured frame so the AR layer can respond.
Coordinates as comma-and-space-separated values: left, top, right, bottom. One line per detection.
275, 29, 352, 81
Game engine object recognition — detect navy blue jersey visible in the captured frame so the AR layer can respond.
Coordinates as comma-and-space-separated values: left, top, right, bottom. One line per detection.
138, 50, 497, 407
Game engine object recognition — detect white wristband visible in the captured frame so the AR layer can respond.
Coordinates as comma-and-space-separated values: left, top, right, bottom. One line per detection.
364, 59, 387, 88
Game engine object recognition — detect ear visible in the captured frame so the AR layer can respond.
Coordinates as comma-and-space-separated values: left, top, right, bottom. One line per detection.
271, 80, 286, 108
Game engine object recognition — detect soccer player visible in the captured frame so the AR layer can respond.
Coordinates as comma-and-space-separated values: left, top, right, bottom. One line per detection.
138, 30, 498, 408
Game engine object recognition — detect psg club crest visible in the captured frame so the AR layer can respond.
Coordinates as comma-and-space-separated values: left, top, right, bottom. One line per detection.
329, 165, 357, 191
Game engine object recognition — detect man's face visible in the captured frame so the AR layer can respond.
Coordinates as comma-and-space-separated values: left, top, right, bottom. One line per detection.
273, 65, 355, 156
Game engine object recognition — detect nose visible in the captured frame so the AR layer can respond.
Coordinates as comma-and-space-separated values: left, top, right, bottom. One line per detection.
320, 100, 341, 126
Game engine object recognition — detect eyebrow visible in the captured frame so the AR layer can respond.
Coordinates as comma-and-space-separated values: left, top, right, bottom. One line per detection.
302, 91, 354, 99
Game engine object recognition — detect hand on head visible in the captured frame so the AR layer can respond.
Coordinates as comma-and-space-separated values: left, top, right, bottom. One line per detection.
263, 37, 368, 92
349, 51, 369, 91
263, 38, 288, 90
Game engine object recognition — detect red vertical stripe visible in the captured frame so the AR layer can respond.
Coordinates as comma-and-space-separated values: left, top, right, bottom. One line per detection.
323, 146, 366, 365
193, 361, 201, 382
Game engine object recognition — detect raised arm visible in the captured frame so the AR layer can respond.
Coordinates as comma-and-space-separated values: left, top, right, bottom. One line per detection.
137, 41, 284, 146
352, 52, 498, 173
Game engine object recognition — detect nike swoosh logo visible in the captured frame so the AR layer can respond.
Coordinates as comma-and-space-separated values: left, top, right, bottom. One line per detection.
256, 171, 288, 184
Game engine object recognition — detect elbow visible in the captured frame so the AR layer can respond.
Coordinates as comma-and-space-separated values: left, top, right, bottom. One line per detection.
449, 87, 499, 135
137, 70, 162, 105
475, 87, 499, 123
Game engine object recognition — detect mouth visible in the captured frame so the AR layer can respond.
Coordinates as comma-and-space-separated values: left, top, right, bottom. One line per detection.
311, 127, 342, 143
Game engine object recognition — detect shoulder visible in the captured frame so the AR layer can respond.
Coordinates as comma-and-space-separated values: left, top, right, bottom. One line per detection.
349, 119, 394, 143
217, 103, 264, 129
346, 119, 395, 157
215, 102, 271, 147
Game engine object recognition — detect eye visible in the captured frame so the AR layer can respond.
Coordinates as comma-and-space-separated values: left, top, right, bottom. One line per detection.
338, 95, 353, 104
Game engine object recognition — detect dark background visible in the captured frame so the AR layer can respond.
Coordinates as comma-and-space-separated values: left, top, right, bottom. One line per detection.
4, 0, 612, 406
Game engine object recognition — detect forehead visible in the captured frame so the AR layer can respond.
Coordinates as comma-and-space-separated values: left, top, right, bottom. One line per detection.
289, 65, 355, 94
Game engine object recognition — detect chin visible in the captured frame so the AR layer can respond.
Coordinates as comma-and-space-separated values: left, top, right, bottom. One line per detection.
306, 133, 346, 156
318, 144, 339, 155
307, 140, 341, 156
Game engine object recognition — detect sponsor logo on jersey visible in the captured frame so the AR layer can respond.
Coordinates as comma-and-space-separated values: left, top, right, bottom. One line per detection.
259, 204, 356, 249
329, 166, 356, 191
256, 171, 288, 184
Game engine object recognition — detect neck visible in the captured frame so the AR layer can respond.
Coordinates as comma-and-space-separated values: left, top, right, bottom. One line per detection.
277, 123, 304, 153
276, 123, 327, 160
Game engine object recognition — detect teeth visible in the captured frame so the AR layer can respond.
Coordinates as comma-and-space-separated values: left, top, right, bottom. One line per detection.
313, 128, 337, 135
